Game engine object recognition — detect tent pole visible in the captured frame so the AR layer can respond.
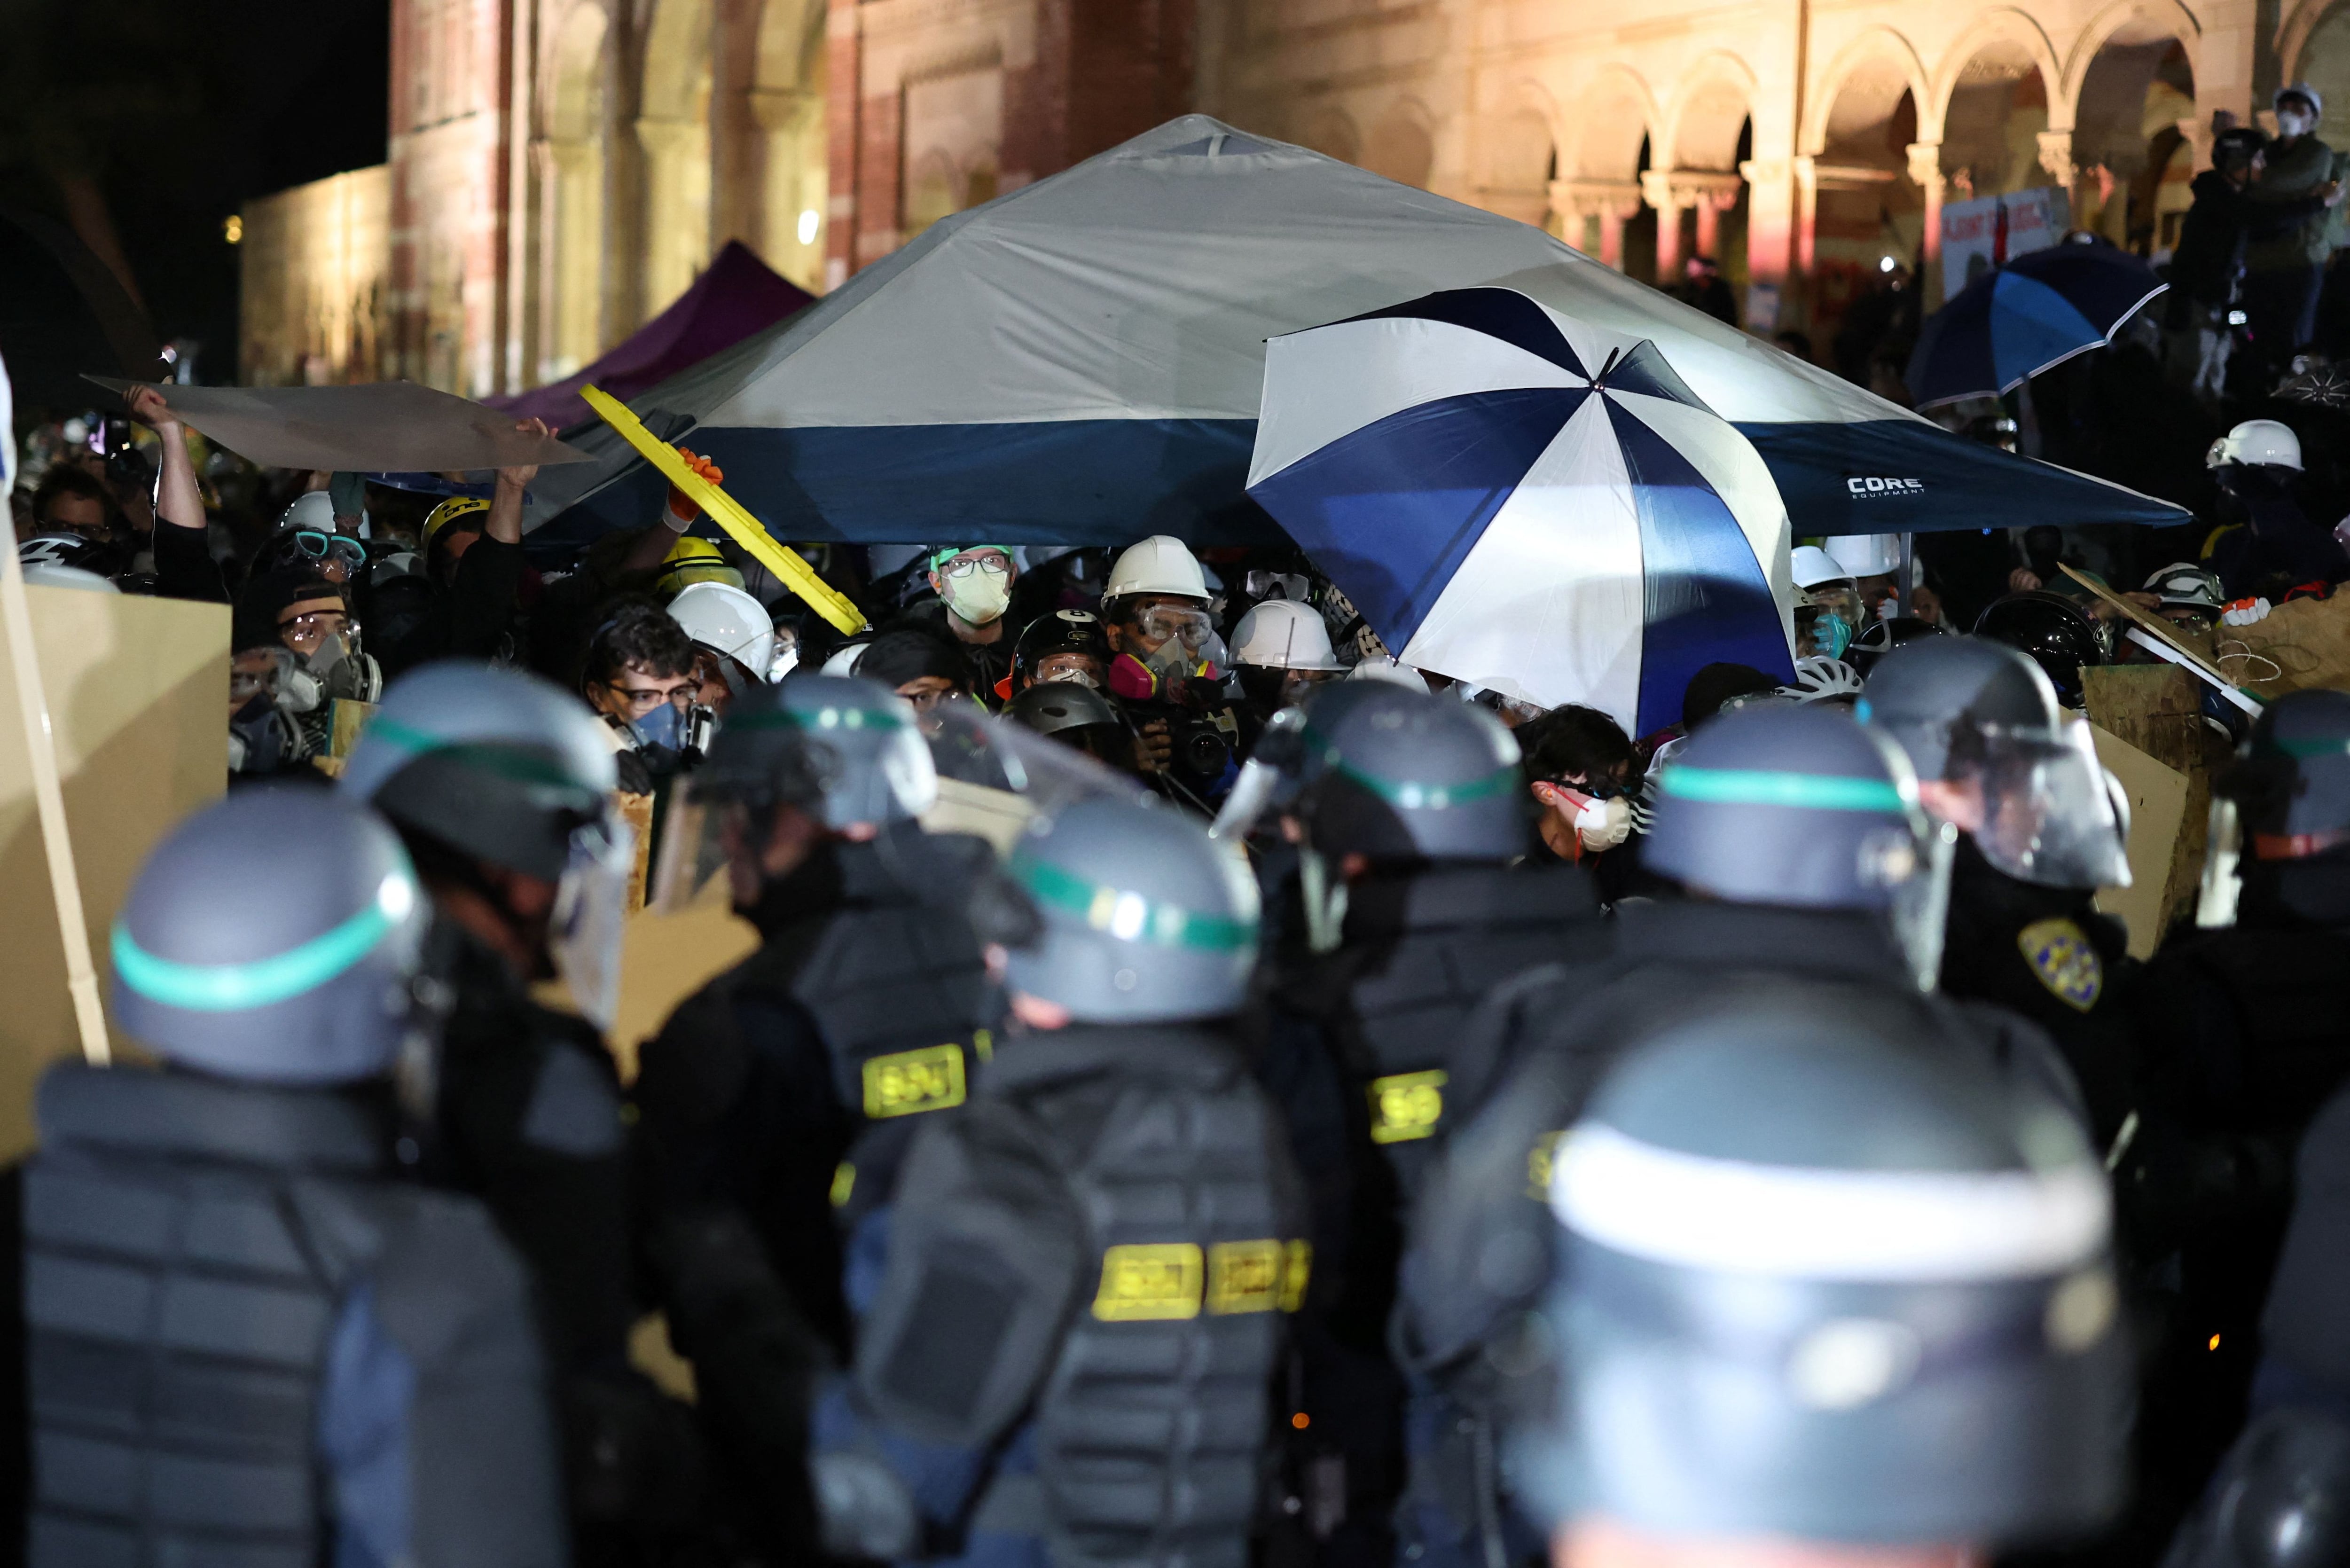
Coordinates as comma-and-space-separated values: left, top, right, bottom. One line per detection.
1897, 532, 1914, 619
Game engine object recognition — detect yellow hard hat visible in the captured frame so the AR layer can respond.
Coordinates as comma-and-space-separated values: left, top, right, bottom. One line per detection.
657, 534, 744, 593
422, 495, 491, 551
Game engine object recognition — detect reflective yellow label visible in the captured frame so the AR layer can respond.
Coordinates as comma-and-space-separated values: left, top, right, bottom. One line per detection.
862, 1043, 967, 1119
972, 1028, 994, 1063
829, 1162, 856, 1208
1092, 1243, 1204, 1321
1280, 1239, 1312, 1313
1207, 1239, 1283, 1314
2017, 918, 2103, 1012
1526, 1131, 1565, 1200
1369, 1070, 1447, 1144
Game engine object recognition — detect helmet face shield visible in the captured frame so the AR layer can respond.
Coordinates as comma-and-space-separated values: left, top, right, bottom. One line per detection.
1967, 722, 2132, 890
2196, 795, 2244, 929
551, 808, 636, 1029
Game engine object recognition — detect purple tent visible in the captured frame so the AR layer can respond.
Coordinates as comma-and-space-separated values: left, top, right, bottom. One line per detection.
486, 240, 812, 429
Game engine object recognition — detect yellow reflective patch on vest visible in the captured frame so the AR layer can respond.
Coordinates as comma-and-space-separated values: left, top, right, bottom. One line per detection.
972, 1028, 993, 1063
1207, 1239, 1283, 1314
1280, 1239, 1312, 1313
861, 1043, 967, 1119
1093, 1243, 1203, 1321
1369, 1070, 1447, 1144
2017, 917, 2103, 1012
829, 1162, 855, 1208
1526, 1131, 1565, 1200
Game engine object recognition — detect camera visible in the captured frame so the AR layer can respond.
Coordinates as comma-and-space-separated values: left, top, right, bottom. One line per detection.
1123, 677, 1237, 789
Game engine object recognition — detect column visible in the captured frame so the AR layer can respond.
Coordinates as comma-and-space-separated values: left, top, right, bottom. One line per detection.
752, 86, 824, 291
1792, 154, 1818, 277
824, 0, 861, 289
1550, 180, 1642, 269
1641, 168, 1685, 280
1740, 156, 1794, 296
1908, 141, 1946, 303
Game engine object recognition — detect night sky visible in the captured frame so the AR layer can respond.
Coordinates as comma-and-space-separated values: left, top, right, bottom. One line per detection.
0, 0, 391, 416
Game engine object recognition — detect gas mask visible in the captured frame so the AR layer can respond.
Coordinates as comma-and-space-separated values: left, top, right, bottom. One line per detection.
550, 810, 636, 1030
227, 695, 292, 774
1136, 604, 1224, 680
629, 700, 692, 755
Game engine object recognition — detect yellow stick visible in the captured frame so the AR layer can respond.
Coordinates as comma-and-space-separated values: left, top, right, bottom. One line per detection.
0, 511, 110, 1066
580, 385, 869, 635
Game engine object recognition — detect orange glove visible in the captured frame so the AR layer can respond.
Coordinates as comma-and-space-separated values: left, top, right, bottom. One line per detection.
664, 448, 725, 529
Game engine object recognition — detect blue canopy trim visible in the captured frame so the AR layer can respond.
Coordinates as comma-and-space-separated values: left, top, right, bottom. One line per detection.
525, 409, 2188, 563
1606, 401, 1794, 735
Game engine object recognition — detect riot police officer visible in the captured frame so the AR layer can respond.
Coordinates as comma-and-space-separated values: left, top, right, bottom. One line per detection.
338, 661, 706, 1561
1533, 996, 2129, 1568
634, 672, 999, 1358
1243, 681, 1598, 1568
2133, 690, 2350, 1522
812, 795, 1304, 1568
1858, 635, 2138, 1143
25, 792, 564, 1568
1393, 700, 2083, 1568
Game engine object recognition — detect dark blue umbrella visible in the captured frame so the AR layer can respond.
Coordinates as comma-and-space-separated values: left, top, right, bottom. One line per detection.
1906, 244, 2167, 408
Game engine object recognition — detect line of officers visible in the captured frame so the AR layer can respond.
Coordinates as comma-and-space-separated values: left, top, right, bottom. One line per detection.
24, 626, 2350, 1568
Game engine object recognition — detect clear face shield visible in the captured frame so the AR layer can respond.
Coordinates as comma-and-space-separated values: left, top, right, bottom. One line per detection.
2196, 795, 2244, 929
1963, 721, 2134, 891
919, 702, 1150, 855
1856, 727, 1958, 992
550, 806, 637, 1030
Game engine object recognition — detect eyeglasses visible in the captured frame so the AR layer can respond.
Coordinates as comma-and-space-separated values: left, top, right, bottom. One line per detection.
938, 553, 1010, 580
603, 678, 698, 713
289, 530, 367, 568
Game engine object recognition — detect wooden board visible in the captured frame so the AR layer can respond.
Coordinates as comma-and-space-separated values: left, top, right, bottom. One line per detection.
2083, 664, 2230, 944
0, 588, 228, 1158
2089, 721, 2192, 959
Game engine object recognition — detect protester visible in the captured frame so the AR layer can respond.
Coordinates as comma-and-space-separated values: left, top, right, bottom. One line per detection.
582, 597, 705, 788
2245, 85, 2343, 379
1100, 533, 1241, 801
1007, 605, 1110, 694
906, 544, 1018, 698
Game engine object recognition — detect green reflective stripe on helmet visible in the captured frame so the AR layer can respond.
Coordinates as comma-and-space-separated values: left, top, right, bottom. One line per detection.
1012, 853, 1256, 951
113, 876, 414, 1012
1661, 764, 1905, 814
2273, 736, 2350, 760
1299, 721, 1520, 810
364, 714, 602, 793
725, 704, 908, 734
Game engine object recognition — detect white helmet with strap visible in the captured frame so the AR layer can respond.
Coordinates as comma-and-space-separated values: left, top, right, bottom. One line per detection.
2208, 419, 2303, 472
667, 580, 777, 680
1231, 599, 1344, 671
1105, 534, 1210, 601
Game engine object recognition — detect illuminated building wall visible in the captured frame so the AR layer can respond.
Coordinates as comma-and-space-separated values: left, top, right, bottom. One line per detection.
239, 167, 392, 387
251, 0, 2350, 396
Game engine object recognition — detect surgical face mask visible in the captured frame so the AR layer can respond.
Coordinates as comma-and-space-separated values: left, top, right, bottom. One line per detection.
551, 813, 636, 1030
942, 570, 1012, 626
2280, 108, 2317, 138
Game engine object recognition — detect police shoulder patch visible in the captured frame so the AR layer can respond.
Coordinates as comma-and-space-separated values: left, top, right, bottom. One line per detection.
2017, 917, 2103, 1012
862, 1043, 967, 1119
1368, 1069, 1447, 1145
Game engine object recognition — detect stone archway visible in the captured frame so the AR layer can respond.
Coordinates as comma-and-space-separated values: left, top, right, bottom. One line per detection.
1552, 71, 1656, 271
1480, 101, 1556, 229
1807, 47, 1927, 375
2068, 20, 2195, 253
1658, 62, 1755, 292
640, 0, 715, 321
1365, 102, 1436, 187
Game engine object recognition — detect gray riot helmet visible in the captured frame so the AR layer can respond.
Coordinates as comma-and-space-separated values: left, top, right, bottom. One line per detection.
1860, 636, 2130, 892
1281, 681, 1526, 862
995, 797, 1259, 1023
339, 661, 632, 1028
1646, 704, 1951, 986
690, 672, 938, 831
1538, 997, 2126, 1547
2198, 688, 2350, 929
111, 791, 429, 1085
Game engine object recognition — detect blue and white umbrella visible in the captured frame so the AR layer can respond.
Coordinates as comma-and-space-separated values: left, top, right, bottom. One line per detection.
1246, 288, 1794, 738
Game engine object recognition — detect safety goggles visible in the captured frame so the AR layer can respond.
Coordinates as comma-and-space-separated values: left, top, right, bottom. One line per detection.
288, 529, 367, 570
1133, 604, 1216, 651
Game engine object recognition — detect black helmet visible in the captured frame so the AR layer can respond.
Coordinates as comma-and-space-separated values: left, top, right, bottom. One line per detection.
2161, 1408, 2350, 1568
2201, 689, 2350, 927
1007, 678, 1122, 740
1973, 592, 2105, 710
1011, 609, 1109, 690
1285, 681, 1526, 863
1846, 615, 1944, 678
1536, 995, 2126, 1547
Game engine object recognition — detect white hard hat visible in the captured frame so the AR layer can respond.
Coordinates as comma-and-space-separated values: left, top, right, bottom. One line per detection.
22, 562, 119, 593
2209, 419, 2303, 471
1823, 533, 1902, 578
281, 491, 338, 531
2278, 82, 2325, 118
821, 643, 867, 676
1230, 599, 1344, 671
1104, 534, 1210, 601
1790, 544, 1854, 590
667, 580, 776, 678
1346, 655, 1427, 690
